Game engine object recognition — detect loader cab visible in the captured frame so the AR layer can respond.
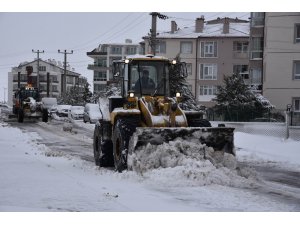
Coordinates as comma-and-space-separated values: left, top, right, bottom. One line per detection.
113, 57, 171, 98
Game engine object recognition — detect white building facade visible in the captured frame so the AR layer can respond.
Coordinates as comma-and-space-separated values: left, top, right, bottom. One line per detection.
7, 59, 86, 106
87, 39, 141, 93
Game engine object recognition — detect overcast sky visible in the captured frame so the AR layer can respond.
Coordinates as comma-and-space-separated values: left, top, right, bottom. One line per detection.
0, 12, 251, 102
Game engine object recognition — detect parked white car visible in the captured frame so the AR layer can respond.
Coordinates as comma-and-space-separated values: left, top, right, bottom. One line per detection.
68, 106, 84, 120
56, 105, 71, 117
83, 103, 102, 123
0, 103, 12, 114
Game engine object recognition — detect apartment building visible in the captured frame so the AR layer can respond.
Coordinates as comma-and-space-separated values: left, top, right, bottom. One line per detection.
7, 59, 86, 106
263, 13, 300, 113
143, 17, 250, 107
87, 39, 141, 93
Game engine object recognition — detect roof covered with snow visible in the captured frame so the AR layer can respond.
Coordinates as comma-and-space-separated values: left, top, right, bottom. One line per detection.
146, 20, 250, 39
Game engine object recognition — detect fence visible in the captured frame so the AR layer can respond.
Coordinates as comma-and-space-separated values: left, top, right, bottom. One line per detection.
211, 121, 300, 141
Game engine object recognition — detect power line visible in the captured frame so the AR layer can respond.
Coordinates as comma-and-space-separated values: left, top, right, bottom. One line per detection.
71, 13, 139, 51
100, 13, 148, 44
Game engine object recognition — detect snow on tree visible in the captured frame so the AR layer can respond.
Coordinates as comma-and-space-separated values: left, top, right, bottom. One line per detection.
213, 73, 274, 121
169, 56, 203, 111
58, 82, 92, 106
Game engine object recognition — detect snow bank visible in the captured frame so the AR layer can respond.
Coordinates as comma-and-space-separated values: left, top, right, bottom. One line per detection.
235, 132, 300, 168
128, 138, 258, 188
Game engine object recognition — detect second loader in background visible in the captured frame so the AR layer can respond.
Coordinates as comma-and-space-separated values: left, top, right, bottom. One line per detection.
93, 55, 235, 172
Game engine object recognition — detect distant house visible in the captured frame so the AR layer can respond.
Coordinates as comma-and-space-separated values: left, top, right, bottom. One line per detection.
143, 17, 250, 107
7, 59, 87, 106
87, 39, 141, 94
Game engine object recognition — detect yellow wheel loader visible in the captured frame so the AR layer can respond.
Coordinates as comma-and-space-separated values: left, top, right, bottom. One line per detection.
93, 55, 235, 172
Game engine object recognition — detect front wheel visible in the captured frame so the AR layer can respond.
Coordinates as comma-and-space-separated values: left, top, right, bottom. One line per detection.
113, 119, 134, 172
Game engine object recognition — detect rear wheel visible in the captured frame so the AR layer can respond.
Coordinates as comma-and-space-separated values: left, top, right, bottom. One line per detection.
17, 109, 24, 123
42, 109, 48, 122
93, 125, 113, 167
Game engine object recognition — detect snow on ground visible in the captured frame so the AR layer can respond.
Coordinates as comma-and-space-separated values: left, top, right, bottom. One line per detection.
0, 120, 300, 224
235, 132, 300, 168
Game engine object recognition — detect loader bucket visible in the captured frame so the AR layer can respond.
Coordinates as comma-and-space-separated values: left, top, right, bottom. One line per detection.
128, 127, 235, 155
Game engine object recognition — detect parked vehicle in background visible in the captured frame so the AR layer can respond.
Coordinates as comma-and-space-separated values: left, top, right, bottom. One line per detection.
68, 106, 84, 120
83, 103, 102, 123
49, 105, 58, 116
42, 97, 57, 110
56, 105, 71, 117
0, 103, 12, 114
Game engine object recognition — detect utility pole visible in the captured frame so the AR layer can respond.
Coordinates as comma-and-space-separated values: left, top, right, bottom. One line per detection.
149, 12, 168, 55
32, 49, 44, 89
58, 49, 73, 94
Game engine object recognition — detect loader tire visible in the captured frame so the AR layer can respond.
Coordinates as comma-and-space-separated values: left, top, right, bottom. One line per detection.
113, 118, 137, 172
42, 109, 48, 122
18, 109, 24, 123
189, 118, 211, 127
93, 125, 113, 167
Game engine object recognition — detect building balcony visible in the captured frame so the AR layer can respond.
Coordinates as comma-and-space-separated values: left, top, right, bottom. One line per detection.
87, 64, 110, 71
233, 52, 248, 59
87, 52, 107, 58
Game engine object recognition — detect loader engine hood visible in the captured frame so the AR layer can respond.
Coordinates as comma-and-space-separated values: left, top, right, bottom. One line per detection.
139, 96, 188, 127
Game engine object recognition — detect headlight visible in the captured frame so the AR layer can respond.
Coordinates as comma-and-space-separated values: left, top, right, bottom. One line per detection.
125, 59, 129, 64
172, 60, 177, 65
176, 92, 181, 97
129, 92, 134, 98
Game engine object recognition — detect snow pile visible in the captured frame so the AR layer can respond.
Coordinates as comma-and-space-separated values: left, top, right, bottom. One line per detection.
98, 97, 110, 120
128, 138, 258, 188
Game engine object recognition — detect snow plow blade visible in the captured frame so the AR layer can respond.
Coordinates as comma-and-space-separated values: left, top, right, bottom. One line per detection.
129, 127, 235, 155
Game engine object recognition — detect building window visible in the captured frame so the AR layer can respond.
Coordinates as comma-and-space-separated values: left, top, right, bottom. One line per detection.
250, 69, 262, 84
294, 61, 300, 80
155, 41, 166, 54
51, 75, 58, 82
251, 12, 264, 27
126, 47, 137, 55
293, 98, 300, 112
94, 72, 107, 81
200, 85, 217, 95
251, 37, 263, 59
233, 65, 249, 78
39, 66, 46, 71
96, 58, 107, 67
200, 41, 217, 58
295, 24, 300, 43
66, 76, 74, 84
94, 84, 107, 93
111, 46, 122, 54
200, 64, 217, 80
39, 85, 46, 91
52, 85, 58, 92
233, 41, 248, 53
180, 42, 193, 54
186, 63, 192, 76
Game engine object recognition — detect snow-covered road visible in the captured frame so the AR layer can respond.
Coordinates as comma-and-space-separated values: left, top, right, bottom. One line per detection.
1, 117, 300, 214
